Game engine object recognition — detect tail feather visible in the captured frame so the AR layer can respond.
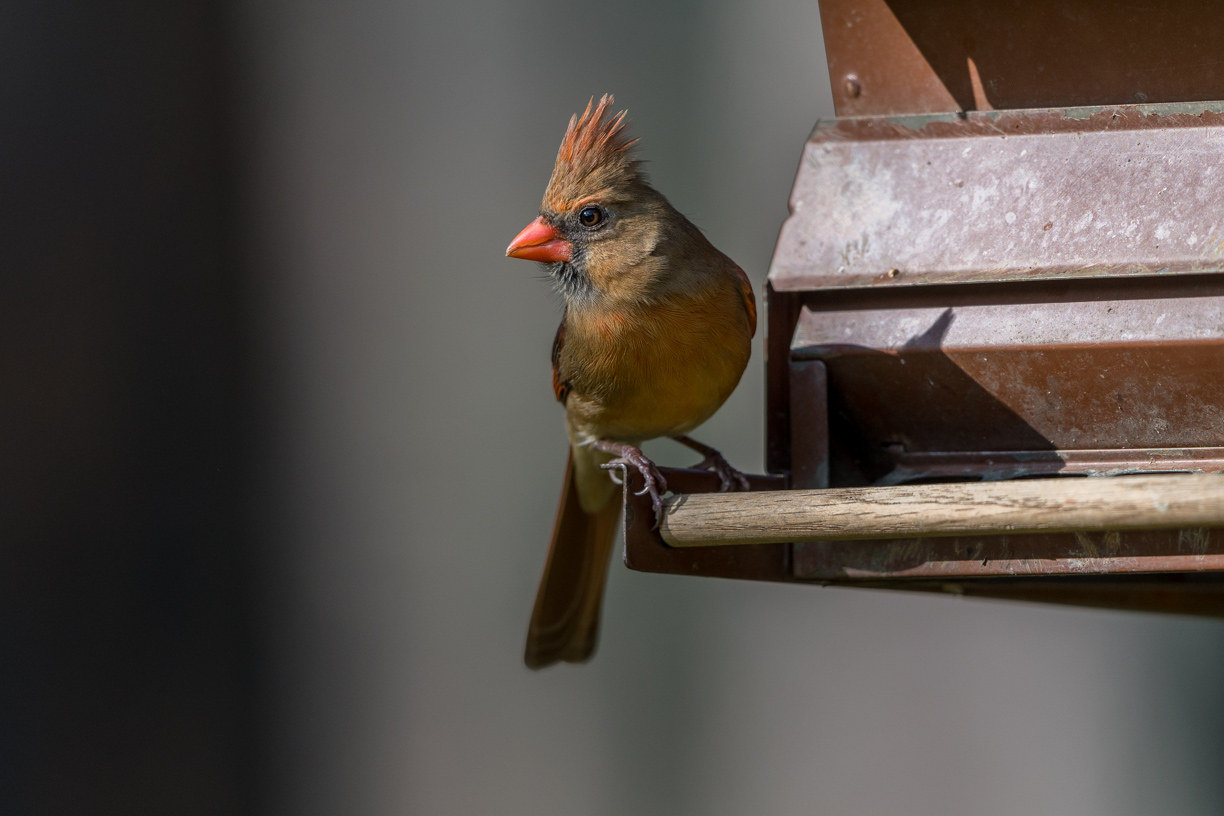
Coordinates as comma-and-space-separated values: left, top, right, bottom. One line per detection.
524, 451, 621, 669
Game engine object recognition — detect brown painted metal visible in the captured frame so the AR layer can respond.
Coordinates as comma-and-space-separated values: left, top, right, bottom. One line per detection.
819, 0, 960, 117
763, 271, 1224, 484
940, 575, 1224, 617
620, 466, 792, 583
820, 0, 1224, 117
778, 274, 1224, 609
790, 298, 1224, 457
789, 360, 829, 491
769, 105, 1224, 613
792, 528, 1224, 580
765, 282, 802, 475
878, 448, 1224, 486
833, 576, 1224, 618
624, 9, 1224, 616
771, 104, 1224, 292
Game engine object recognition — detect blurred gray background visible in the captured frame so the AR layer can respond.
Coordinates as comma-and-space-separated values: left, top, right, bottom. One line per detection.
4, 1, 1224, 814
238, 2, 1224, 814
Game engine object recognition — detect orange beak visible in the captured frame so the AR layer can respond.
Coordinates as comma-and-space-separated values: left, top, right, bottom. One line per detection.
506, 217, 572, 263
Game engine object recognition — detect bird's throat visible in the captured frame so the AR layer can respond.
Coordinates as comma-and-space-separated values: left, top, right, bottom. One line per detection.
551, 260, 597, 306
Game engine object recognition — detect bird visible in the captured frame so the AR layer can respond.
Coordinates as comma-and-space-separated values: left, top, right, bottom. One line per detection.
505, 95, 756, 669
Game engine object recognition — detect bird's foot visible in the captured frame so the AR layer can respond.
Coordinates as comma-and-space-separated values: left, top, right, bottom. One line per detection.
595, 441, 669, 524
672, 435, 750, 492
694, 451, 751, 492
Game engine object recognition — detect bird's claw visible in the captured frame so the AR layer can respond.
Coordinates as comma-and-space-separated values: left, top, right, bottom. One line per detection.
602, 449, 669, 525
694, 451, 751, 492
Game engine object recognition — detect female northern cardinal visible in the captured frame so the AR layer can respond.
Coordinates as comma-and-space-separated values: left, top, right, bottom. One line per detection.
506, 96, 755, 668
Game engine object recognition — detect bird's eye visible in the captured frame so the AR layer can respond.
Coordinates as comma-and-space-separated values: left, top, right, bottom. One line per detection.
578, 206, 604, 228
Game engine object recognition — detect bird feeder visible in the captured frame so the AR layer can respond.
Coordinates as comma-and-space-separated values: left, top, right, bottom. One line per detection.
620, 0, 1224, 616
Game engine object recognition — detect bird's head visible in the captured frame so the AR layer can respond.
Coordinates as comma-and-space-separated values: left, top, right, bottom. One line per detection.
506, 95, 668, 306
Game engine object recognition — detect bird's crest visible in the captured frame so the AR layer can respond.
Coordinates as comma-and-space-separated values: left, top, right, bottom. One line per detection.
545, 95, 642, 211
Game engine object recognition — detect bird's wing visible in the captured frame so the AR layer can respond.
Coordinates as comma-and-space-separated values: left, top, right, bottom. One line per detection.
551, 314, 570, 403
732, 262, 757, 339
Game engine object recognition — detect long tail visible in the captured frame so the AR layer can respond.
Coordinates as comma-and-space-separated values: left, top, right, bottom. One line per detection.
524, 450, 621, 669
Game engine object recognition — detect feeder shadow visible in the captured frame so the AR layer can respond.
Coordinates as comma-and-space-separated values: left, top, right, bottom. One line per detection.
884, 0, 1224, 110
804, 308, 1057, 486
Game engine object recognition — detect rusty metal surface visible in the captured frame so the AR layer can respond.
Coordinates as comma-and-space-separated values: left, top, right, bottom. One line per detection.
789, 360, 829, 490
820, 0, 1224, 117
750, 15, 1224, 614
620, 466, 792, 583
943, 574, 1224, 617
793, 528, 1224, 580
764, 283, 802, 475
791, 298, 1224, 456
778, 289, 1224, 593
769, 104, 1224, 292
819, 0, 960, 117
879, 447, 1224, 486
829, 575, 1224, 618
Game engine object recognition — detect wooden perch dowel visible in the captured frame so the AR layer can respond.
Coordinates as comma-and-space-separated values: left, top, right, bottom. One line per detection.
658, 473, 1224, 547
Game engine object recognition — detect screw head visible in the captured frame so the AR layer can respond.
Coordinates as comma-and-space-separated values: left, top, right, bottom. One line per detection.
844, 75, 862, 99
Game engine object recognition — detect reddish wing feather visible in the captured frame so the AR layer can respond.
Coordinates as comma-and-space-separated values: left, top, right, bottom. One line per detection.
733, 263, 757, 338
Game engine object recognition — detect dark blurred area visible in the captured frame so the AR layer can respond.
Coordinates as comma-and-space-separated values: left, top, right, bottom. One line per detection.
0, 3, 254, 814
3, 1, 1224, 814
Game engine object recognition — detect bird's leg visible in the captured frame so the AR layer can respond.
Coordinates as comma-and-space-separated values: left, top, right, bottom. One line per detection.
672, 435, 751, 492
594, 440, 669, 522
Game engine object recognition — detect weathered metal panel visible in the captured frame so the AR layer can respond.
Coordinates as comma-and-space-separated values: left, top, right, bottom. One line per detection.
790, 297, 1224, 455
878, 448, 1224, 486
652, 8, 1224, 612
765, 283, 802, 475
819, 0, 1224, 117
793, 528, 1224, 580
789, 360, 829, 491
769, 104, 1224, 291
621, 467, 792, 583
819, 0, 961, 117
775, 219, 1224, 599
